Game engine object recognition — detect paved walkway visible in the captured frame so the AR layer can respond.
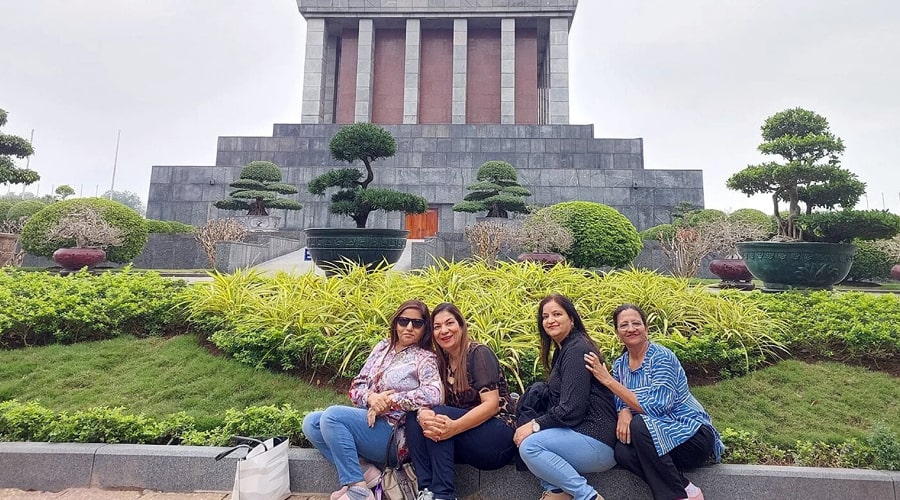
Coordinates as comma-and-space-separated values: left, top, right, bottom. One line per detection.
0, 490, 328, 500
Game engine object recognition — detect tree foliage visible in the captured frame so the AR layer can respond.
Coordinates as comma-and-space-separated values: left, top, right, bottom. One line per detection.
214, 161, 301, 216
452, 160, 531, 218
0, 108, 40, 186
309, 123, 427, 228
55, 185, 75, 200
726, 108, 866, 239
102, 190, 147, 216
544, 201, 642, 268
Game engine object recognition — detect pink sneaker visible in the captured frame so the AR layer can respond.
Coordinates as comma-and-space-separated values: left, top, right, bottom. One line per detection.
336, 485, 376, 500
687, 486, 704, 500
363, 462, 382, 487
330, 486, 348, 500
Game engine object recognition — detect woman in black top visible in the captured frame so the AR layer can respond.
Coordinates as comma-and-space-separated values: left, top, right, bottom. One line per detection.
406, 303, 517, 500
513, 294, 617, 500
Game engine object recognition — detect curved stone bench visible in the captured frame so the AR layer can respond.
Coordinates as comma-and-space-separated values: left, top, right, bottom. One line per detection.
1, 442, 898, 500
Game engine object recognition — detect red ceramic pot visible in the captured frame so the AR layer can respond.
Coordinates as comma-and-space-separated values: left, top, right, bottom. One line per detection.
709, 258, 754, 282
892, 264, 900, 281
52, 247, 107, 271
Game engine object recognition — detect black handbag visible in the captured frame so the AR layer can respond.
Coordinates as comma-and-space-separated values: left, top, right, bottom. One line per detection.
374, 424, 418, 500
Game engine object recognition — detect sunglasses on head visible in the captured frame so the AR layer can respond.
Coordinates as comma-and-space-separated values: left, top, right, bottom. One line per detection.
397, 316, 426, 328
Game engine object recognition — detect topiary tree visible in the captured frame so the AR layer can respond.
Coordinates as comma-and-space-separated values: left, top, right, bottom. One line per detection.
0, 108, 40, 187
452, 160, 531, 218
727, 208, 777, 237
21, 198, 149, 263
845, 240, 894, 282
682, 208, 727, 227
214, 161, 302, 216
726, 107, 867, 239
6, 200, 48, 220
308, 123, 428, 228
544, 201, 642, 268
640, 223, 676, 242
55, 185, 75, 200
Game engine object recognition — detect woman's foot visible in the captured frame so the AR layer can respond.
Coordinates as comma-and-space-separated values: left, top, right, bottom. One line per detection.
361, 461, 381, 487
539, 489, 573, 500
335, 484, 375, 500
329, 486, 348, 500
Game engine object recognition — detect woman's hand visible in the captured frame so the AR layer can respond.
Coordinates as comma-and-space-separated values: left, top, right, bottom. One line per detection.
512, 421, 534, 447
422, 413, 460, 442
366, 408, 378, 428
367, 389, 396, 414
616, 408, 633, 444
584, 352, 614, 386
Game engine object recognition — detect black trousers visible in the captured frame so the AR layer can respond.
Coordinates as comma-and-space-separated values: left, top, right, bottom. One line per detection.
613, 415, 715, 500
406, 406, 516, 499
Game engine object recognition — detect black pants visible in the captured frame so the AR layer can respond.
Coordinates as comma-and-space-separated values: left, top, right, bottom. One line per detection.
406, 406, 516, 499
613, 415, 715, 500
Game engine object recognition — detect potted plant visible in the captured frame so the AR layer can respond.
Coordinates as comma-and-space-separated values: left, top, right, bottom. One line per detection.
214, 161, 302, 231
305, 123, 428, 273
727, 108, 900, 290
452, 160, 531, 219
706, 209, 773, 289
513, 207, 573, 267
44, 207, 126, 271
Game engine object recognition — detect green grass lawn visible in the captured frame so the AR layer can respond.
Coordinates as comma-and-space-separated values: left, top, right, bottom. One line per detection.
0, 335, 346, 428
1, 336, 898, 447
694, 359, 900, 447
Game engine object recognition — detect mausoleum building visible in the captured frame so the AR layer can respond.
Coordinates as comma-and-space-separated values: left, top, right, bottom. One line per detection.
147, 0, 704, 241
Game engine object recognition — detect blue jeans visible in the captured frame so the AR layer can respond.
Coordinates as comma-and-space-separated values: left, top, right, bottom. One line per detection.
407, 406, 516, 499
302, 406, 394, 486
519, 428, 616, 500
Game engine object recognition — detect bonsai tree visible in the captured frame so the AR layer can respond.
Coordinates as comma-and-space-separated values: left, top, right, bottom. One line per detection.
215, 161, 302, 216
726, 108, 867, 240
452, 160, 531, 218
0, 108, 40, 187
515, 207, 574, 255
308, 123, 428, 228
21, 198, 149, 263
45, 207, 125, 250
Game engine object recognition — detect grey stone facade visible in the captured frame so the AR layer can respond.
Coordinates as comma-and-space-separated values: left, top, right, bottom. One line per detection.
147, 123, 704, 234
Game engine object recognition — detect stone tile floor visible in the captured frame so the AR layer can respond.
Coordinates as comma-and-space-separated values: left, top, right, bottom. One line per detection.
0, 490, 329, 500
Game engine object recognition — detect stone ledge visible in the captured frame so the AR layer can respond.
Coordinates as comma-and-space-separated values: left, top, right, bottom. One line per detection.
1, 443, 898, 500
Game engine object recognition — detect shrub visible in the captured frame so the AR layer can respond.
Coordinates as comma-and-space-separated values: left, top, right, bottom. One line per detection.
20, 198, 148, 263
6, 200, 47, 220
728, 208, 776, 236
543, 201, 642, 268
640, 223, 676, 241
0, 200, 14, 220
796, 210, 900, 243
845, 240, 894, 282
0, 268, 190, 347
464, 220, 513, 265
515, 207, 574, 254
683, 208, 727, 226
146, 219, 194, 234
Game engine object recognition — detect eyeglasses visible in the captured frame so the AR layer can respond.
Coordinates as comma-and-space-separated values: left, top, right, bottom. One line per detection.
397, 316, 426, 329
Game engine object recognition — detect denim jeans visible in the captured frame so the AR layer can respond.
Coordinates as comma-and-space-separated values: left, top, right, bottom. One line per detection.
407, 406, 517, 499
519, 427, 616, 500
302, 406, 394, 486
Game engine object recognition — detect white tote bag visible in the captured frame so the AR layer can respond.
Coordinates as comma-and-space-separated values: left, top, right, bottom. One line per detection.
215, 436, 291, 500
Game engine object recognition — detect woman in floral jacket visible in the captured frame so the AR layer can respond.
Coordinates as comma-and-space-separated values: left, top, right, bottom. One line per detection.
303, 300, 444, 500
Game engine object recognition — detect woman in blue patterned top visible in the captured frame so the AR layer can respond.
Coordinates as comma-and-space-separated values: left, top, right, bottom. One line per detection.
584, 304, 723, 500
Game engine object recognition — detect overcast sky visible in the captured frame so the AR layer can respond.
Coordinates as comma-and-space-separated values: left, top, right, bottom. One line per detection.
2, 0, 898, 216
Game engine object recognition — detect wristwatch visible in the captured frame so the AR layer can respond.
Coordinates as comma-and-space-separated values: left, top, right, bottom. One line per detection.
531, 420, 541, 433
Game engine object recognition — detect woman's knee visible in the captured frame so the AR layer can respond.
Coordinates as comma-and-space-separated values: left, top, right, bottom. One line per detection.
302, 411, 323, 436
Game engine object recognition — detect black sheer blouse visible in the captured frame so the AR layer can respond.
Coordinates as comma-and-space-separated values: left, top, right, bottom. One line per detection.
445, 343, 517, 428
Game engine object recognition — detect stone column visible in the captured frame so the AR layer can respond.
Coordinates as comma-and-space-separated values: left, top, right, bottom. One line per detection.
403, 19, 421, 125
301, 18, 327, 124
355, 18, 375, 123
322, 34, 338, 124
452, 18, 468, 124
500, 18, 516, 124
548, 17, 570, 125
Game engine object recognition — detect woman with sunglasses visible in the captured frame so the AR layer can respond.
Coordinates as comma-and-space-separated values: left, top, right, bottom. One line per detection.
584, 304, 723, 500
515, 294, 617, 500
406, 303, 518, 500
303, 300, 444, 500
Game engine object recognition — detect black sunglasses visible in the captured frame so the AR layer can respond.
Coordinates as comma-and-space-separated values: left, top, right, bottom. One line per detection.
397, 316, 426, 329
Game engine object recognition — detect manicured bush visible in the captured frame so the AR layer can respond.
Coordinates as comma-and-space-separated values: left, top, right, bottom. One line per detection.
683, 208, 727, 226
640, 223, 676, 241
0, 268, 190, 347
796, 210, 900, 243
845, 240, 894, 282
146, 219, 195, 234
727, 208, 776, 237
543, 201, 642, 268
20, 197, 148, 263
0, 200, 14, 220
6, 200, 47, 220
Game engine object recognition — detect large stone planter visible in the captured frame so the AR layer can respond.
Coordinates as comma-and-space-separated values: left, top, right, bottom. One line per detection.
737, 241, 856, 292
234, 215, 280, 232
891, 264, 900, 281
304, 228, 408, 275
709, 258, 754, 290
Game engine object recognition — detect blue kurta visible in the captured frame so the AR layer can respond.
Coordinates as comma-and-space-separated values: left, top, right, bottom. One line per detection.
612, 342, 724, 461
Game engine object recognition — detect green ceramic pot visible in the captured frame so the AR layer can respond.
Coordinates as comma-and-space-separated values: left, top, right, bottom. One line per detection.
304, 228, 409, 275
737, 241, 856, 292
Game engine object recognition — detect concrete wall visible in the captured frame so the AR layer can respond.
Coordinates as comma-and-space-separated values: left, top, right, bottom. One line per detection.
2, 442, 898, 499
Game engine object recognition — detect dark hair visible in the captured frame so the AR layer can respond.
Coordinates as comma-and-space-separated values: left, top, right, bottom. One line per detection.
612, 303, 648, 328
536, 294, 600, 372
389, 300, 434, 351
431, 302, 472, 393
